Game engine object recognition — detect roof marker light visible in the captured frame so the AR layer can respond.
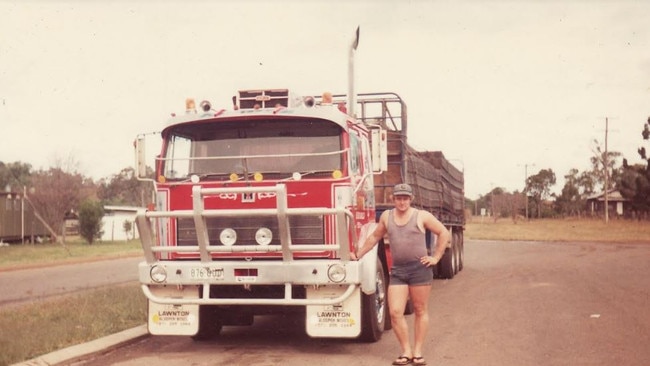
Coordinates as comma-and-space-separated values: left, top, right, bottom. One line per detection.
185, 98, 196, 114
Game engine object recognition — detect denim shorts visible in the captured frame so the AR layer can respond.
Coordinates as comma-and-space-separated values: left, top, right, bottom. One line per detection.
390, 260, 433, 286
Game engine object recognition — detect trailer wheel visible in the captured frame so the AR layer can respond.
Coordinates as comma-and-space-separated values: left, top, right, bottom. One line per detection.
360, 259, 388, 342
192, 305, 222, 341
453, 232, 461, 274
458, 231, 465, 271
438, 245, 456, 279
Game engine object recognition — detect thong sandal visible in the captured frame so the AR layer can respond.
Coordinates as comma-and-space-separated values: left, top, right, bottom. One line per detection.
412, 356, 427, 365
392, 355, 412, 365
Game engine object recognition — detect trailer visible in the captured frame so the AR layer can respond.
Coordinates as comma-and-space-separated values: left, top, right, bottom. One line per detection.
328, 92, 465, 279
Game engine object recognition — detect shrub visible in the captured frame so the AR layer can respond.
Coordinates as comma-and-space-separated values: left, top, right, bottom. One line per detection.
78, 200, 104, 244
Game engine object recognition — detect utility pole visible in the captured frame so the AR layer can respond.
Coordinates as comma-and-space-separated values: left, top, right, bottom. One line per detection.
604, 117, 609, 224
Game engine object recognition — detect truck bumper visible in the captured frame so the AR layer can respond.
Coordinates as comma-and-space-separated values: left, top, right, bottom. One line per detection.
139, 259, 363, 306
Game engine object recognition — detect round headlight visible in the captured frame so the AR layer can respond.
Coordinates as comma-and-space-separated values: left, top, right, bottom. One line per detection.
327, 264, 347, 283
219, 228, 237, 246
255, 227, 273, 245
150, 265, 167, 283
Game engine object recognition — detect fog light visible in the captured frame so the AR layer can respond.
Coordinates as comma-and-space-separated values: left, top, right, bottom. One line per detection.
150, 265, 167, 283
255, 227, 273, 245
220, 228, 237, 246
327, 264, 347, 283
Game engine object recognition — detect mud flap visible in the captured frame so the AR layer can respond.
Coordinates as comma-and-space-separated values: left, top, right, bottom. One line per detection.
147, 285, 200, 335
305, 285, 361, 338
148, 302, 199, 335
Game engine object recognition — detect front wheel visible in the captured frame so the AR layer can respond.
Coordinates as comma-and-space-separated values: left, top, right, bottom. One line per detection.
191, 305, 223, 341
359, 259, 388, 342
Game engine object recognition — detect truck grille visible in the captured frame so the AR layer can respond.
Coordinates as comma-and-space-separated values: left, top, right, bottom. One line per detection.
177, 215, 324, 246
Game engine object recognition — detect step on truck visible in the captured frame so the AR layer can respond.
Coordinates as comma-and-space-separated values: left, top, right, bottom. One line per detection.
133, 34, 464, 342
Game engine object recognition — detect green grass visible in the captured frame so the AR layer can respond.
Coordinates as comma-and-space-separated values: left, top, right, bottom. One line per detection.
0, 284, 146, 366
0, 237, 142, 270
465, 217, 650, 243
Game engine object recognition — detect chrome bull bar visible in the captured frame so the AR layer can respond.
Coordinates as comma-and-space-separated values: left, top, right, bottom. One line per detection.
135, 183, 361, 306
136, 184, 356, 264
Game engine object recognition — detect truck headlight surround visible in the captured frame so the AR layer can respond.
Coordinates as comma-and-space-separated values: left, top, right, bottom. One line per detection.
150, 265, 167, 283
327, 264, 347, 283
255, 227, 273, 246
219, 228, 237, 246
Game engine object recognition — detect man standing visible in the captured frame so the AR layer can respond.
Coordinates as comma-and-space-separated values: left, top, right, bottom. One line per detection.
352, 183, 450, 366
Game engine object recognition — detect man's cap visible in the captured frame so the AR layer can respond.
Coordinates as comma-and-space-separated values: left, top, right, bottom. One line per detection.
393, 183, 413, 197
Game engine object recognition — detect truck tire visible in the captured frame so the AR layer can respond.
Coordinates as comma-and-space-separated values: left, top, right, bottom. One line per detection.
453, 232, 461, 275
359, 259, 388, 342
458, 231, 465, 271
438, 246, 456, 279
192, 305, 223, 341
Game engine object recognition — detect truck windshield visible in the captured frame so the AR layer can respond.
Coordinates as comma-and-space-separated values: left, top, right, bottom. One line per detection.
161, 118, 344, 180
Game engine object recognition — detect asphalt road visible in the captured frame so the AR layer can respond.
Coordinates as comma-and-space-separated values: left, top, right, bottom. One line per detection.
74, 239, 650, 366
0, 256, 142, 307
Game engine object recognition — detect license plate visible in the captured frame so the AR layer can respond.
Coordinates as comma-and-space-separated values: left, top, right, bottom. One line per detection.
190, 267, 224, 280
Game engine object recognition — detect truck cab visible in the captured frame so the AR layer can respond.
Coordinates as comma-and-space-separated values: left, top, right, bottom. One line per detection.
134, 89, 390, 341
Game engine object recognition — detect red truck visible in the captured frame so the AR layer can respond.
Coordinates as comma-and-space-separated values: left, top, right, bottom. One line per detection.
133, 35, 464, 342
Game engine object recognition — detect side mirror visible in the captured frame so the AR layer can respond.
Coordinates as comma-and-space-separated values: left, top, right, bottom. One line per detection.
370, 128, 387, 173
134, 136, 149, 180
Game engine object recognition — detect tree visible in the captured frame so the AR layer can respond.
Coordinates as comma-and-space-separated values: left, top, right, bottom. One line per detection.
620, 116, 650, 217
590, 139, 622, 193
526, 169, 556, 218
78, 200, 104, 244
555, 169, 584, 217
0, 161, 32, 191
97, 167, 154, 207
123, 220, 133, 240
28, 167, 94, 237
490, 189, 525, 222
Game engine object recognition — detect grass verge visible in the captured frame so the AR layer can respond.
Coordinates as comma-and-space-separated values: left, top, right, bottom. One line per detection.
0, 238, 142, 271
465, 217, 650, 243
0, 284, 146, 366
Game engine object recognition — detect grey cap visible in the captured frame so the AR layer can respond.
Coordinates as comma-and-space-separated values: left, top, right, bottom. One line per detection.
393, 183, 413, 197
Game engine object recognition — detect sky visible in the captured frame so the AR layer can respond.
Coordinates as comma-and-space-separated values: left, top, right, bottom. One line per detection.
1, 0, 649, 199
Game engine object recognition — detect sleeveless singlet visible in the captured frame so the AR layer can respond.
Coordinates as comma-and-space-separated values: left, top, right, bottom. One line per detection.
387, 209, 427, 265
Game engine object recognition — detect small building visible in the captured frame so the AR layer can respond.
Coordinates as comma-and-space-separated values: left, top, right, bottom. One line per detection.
101, 206, 140, 242
586, 189, 629, 217
0, 191, 49, 243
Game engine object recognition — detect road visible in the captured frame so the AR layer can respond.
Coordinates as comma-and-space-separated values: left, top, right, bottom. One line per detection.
74, 239, 650, 366
0, 256, 142, 307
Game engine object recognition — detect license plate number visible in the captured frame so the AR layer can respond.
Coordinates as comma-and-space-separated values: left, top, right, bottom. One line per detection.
190, 267, 224, 279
